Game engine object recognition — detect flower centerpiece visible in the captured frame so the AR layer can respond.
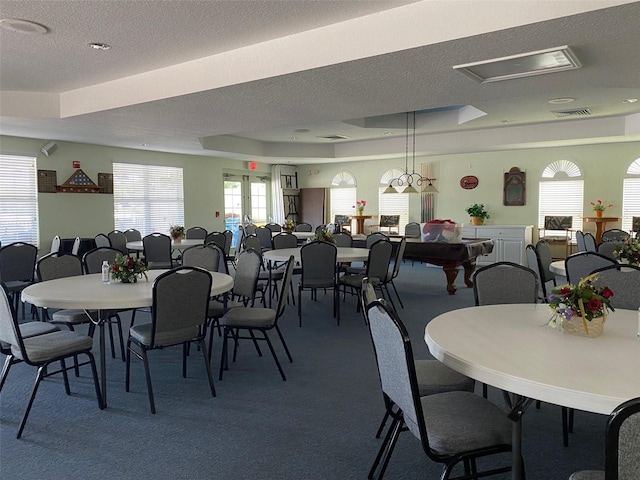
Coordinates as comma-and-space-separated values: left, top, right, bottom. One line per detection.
169, 225, 185, 241
613, 237, 640, 265
354, 200, 367, 215
312, 227, 336, 244
590, 200, 613, 218
465, 203, 490, 226
282, 218, 295, 233
547, 273, 614, 337
111, 253, 148, 283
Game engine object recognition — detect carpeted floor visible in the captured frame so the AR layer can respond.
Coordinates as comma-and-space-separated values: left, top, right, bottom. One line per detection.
1, 261, 605, 479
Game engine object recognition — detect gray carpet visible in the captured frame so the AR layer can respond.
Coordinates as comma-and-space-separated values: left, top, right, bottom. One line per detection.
1, 262, 605, 479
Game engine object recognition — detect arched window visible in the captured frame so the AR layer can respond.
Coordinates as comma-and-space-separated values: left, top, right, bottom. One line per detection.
538, 160, 584, 234
330, 171, 357, 225
378, 169, 409, 233
622, 158, 640, 232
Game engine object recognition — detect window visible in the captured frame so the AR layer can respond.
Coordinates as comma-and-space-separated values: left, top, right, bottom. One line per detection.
379, 169, 409, 233
0, 154, 39, 245
538, 160, 583, 235
113, 163, 184, 236
250, 181, 268, 224
622, 158, 640, 232
330, 172, 356, 223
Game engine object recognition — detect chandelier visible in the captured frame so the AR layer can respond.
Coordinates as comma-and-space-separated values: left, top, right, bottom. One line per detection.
383, 111, 438, 194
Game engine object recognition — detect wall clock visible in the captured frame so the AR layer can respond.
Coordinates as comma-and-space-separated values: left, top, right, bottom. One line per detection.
460, 175, 479, 189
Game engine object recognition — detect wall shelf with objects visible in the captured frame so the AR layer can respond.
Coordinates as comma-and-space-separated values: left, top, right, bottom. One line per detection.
462, 225, 533, 266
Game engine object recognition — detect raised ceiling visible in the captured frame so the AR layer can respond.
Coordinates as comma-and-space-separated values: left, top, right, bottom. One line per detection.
1, 0, 639, 165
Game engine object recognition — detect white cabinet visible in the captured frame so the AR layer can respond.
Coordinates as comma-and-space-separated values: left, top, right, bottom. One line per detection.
462, 225, 533, 266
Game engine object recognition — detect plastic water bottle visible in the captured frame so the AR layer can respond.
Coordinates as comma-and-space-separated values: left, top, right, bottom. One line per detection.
101, 260, 110, 284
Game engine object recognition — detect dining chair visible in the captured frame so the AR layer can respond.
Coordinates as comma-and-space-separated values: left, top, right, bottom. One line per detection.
125, 266, 215, 414
583, 233, 597, 252
569, 397, 640, 480
181, 244, 221, 272
244, 224, 257, 235
0, 242, 38, 315
365, 299, 514, 480
404, 222, 421, 238
361, 278, 474, 480
243, 235, 282, 305
218, 256, 295, 381
600, 228, 630, 243
0, 284, 103, 438
272, 232, 298, 250
50, 235, 61, 254
205, 231, 226, 251
124, 228, 141, 243
576, 230, 586, 252
591, 264, 640, 310
539, 215, 573, 259
298, 241, 339, 327
222, 230, 235, 269
255, 226, 273, 251
71, 236, 81, 256
526, 244, 551, 301
333, 231, 353, 247
107, 230, 128, 254
142, 233, 173, 269
596, 242, 618, 260
564, 251, 617, 285
535, 240, 559, 284
382, 236, 406, 309
265, 222, 282, 233
94, 233, 111, 248
376, 215, 400, 235
294, 222, 312, 232
186, 226, 207, 239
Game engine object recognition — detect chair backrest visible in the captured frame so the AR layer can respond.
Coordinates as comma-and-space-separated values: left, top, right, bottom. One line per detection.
50, 235, 61, 254
404, 222, 420, 238
379, 215, 399, 228
591, 264, 640, 310
535, 240, 554, 282
361, 277, 378, 312
564, 251, 617, 285
108, 230, 128, 254
255, 226, 273, 249
71, 237, 81, 256
0, 284, 21, 351
601, 229, 630, 243
274, 256, 296, 319
366, 300, 426, 443
544, 215, 573, 231
181, 244, 221, 272
222, 230, 233, 255
526, 245, 547, 300
142, 233, 172, 264
605, 397, 640, 479
583, 232, 597, 252
333, 232, 353, 247
242, 235, 261, 254
366, 232, 388, 248
205, 232, 227, 251
124, 228, 141, 242
295, 223, 312, 232
597, 242, 618, 260
244, 224, 257, 235
94, 233, 111, 248
272, 232, 298, 249
150, 267, 212, 347
82, 247, 121, 274
576, 230, 586, 252
0, 242, 38, 283
473, 261, 538, 305
389, 237, 407, 280
232, 249, 262, 302
186, 226, 208, 239
265, 222, 282, 233
334, 215, 350, 231
300, 241, 337, 288
315, 224, 327, 234
36, 252, 83, 281
365, 239, 394, 282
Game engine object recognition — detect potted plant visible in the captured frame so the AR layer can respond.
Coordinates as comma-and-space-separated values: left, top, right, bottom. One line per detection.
465, 204, 490, 226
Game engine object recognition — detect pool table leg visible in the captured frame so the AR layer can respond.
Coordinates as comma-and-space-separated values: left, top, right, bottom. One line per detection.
442, 265, 458, 295
463, 260, 476, 288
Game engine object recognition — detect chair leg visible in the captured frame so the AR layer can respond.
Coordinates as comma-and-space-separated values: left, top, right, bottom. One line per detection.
86, 352, 105, 410
219, 327, 229, 380
368, 415, 402, 480
274, 325, 293, 363
248, 330, 263, 357
390, 280, 404, 308
0, 354, 16, 393
263, 331, 286, 381
140, 347, 155, 414
298, 286, 303, 327
197, 339, 216, 397
182, 343, 188, 378
375, 411, 389, 439
562, 407, 570, 447
107, 320, 116, 359
60, 358, 71, 395
17, 365, 46, 439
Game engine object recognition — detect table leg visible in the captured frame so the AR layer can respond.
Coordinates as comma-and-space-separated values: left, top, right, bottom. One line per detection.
97, 310, 108, 407
462, 260, 476, 288
442, 265, 458, 295
505, 392, 533, 480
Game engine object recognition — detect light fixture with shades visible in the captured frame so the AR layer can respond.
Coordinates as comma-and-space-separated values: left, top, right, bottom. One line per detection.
383, 111, 437, 194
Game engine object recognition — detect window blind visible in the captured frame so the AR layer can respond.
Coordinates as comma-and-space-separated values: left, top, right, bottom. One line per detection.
538, 180, 584, 233
0, 154, 39, 245
330, 187, 356, 222
622, 178, 640, 232
378, 187, 409, 233
113, 163, 184, 236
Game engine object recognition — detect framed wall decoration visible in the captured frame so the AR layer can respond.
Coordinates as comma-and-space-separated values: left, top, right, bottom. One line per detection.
37, 169, 57, 193
98, 173, 114, 194
503, 167, 525, 206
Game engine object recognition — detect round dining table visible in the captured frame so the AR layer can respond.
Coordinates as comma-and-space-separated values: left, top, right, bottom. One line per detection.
263, 246, 369, 264
425, 303, 640, 479
22, 270, 233, 407
126, 239, 204, 251
549, 260, 565, 277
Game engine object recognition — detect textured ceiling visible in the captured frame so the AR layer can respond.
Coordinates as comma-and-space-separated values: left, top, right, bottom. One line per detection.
1, 0, 639, 164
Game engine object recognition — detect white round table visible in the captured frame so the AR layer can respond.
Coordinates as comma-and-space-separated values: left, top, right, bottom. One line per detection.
22, 270, 233, 406
126, 239, 204, 251
549, 260, 565, 277
425, 304, 640, 479
263, 246, 369, 263
291, 232, 315, 241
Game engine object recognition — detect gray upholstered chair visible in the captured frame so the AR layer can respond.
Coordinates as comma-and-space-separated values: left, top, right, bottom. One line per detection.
597, 242, 618, 260
272, 232, 298, 249
0, 241, 38, 315
366, 232, 389, 248
223, 230, 235, 269
265, 222, 282, 233
186, 226, 207, 239
124, 228, 141, 242
219, 256, 295, 381
125, 267, 215, 414
540, 215, 573, 259
382, 236, 406, 309
361, 278, 474, 480
142, 233, 173, 269
333, 231, 353, 247
404, 222, 421, 238
601, 228, 630, 243
107, 230, 128, 254
181, 244, 222, 272
473, 261, 538, 306
591, 264, 640, 310
205, 231, 227, 251
536, 240, 559, 284
526, 244, 552, 301
576, 230, 586, 252
255, 226, 273, 251
244, 224, 257, 235
366, 299, 514, 480
299, 241, 339, 326
94, 233, 110, 248
0, 284, 103, 438
564, 251, 617, 285
569, 397, 640, 480
294, 222, 312, 232
584, 233, 598, 252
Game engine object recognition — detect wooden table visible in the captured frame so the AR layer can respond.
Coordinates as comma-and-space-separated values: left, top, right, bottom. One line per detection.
425, 304, 640, 479
349, 215, 373, 234
583, 217, 620, 244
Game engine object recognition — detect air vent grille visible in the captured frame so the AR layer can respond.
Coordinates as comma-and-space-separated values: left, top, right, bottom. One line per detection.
552, 108, 592, 118
317, 134, 350, 140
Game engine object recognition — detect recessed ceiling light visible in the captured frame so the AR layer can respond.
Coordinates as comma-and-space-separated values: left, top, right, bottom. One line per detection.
88, 42, 111, 51
548, 97, 576, 105
623, 98, 638, 104
0, 18, 48, 34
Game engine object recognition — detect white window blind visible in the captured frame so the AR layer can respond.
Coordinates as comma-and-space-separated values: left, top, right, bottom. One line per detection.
622, 178, 640, 232
113, 163, 184, 236
0, 154, 39, 246
538, 180, 584, 234
379, 169, 409, 233
330, 187, 356, 223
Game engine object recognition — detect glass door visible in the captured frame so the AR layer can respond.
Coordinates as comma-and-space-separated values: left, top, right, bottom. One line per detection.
223, 174, 271, 247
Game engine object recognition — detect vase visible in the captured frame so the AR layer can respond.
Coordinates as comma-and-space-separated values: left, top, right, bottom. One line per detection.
172, 236, 182, 243
358, 210, 363, 216
595, 210, 603, 218
563, 315, 605, 338
470, 216, 484, 226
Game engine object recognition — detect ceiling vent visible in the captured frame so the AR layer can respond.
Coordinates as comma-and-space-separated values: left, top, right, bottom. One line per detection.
317, 134, 350, 141
551, 108, 592, 118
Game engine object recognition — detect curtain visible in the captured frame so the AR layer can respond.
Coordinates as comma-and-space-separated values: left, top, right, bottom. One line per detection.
271, 164, 285, 224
